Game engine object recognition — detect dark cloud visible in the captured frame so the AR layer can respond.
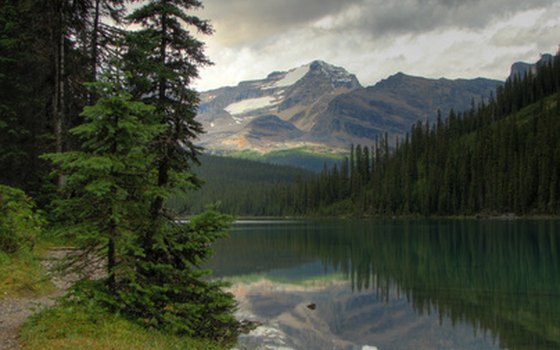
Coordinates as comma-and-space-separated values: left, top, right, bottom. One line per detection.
322, 0, 557, 38
201, 0, 557, 46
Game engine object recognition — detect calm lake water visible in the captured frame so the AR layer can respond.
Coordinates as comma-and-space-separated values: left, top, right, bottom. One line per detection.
206, 219, 560, 350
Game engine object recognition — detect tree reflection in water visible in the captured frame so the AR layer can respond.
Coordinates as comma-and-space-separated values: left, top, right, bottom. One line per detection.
208, 219, 560, 349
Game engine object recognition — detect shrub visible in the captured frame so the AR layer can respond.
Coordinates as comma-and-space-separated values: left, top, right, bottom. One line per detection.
0, 184, 43, 253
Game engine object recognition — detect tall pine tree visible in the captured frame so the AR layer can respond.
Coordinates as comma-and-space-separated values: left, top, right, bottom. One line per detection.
120, 1, 239, 340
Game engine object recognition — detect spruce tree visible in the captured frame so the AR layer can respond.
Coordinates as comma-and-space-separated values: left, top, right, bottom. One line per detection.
121, 1, 239, 341
42, 77, 160, 293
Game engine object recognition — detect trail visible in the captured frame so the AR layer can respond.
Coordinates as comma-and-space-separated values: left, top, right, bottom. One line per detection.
0, 248, 101, 350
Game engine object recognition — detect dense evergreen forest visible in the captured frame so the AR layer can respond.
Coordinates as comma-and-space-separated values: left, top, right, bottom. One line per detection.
182, 52, 560, 217
0, 0, 239, 344
169, 155, 315, 215
324, 52, 560, 217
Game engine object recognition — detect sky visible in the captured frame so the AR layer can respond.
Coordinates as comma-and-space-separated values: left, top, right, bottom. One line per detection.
192, 0, 560, 91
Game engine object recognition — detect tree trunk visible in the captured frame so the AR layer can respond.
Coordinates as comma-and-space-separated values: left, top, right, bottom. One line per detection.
89, 0, 101, 104
53, 1, 66, 187
107, 233, 116, 293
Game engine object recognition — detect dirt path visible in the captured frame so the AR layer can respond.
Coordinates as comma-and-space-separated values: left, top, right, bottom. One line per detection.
0, 248, 98, 350
0, 295, 58, 350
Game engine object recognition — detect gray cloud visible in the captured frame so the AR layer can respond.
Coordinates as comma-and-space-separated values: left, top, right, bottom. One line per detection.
201, 0, 360, 45
317, 0, 557, 39
201, 0, 557, 47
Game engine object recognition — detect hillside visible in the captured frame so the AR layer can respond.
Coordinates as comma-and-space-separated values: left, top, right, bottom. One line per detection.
308, 53, 560, 216
311, 73, 501, 146
168, 155, 316, 215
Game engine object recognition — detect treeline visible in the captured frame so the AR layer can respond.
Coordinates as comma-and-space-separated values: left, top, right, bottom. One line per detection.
303, 52, 560, 216
197, 52, 560, 217
169, 155, 314, 215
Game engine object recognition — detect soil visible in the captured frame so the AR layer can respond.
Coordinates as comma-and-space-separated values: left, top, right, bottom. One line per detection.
0, 248, 103, 350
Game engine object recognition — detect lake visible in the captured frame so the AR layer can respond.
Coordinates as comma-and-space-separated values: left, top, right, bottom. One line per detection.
206, 219, 560, 350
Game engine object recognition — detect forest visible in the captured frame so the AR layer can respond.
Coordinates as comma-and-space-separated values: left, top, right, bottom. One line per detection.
1, 0, 239, 347
177, 51, 560, 217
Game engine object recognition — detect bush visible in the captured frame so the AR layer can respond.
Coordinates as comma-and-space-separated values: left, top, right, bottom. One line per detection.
0, 184, 43, 253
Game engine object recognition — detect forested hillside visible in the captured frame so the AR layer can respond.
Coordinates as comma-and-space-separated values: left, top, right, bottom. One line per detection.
196, 52, 560, 217
331, 52, 560, 216
169, 155, 314, 215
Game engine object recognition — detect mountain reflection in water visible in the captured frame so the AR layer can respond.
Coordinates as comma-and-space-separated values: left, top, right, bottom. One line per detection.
207, 219, 560, 350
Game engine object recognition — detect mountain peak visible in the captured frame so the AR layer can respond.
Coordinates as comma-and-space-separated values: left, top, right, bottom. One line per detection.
509, 53, 555, 80
306, 60, 361, 89
262, 60, 361, 90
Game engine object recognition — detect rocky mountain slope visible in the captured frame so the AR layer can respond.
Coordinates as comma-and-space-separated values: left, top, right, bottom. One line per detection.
311, 73, 501, 146
509, 53, 553, 80
197, 61, 502, 153
197, 60, 361, 153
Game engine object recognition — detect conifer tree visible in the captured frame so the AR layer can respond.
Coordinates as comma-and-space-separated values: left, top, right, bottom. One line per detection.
125, 0, 212, 240
42, 76, 159, 293
121, 1, 239, 340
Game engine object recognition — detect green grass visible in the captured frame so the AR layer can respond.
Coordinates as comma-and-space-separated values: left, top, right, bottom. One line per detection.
20, 301, 227, 350
9, 234, 231, 350
228, 149, 263, 160
0, 230, 77, 298
265, 146, 344, 160
0, 250, 55, 298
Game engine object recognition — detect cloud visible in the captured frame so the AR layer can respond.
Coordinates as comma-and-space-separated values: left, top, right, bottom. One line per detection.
194, 0, 560, 91
201, 0, 358, 46
201, 0, 557, 46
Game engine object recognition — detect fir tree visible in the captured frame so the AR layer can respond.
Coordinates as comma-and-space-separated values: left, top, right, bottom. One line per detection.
42, 77, 160, 293
120, 1, 239, 340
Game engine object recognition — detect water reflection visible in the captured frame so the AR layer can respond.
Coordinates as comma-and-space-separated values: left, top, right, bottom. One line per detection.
208, 219, 560, 349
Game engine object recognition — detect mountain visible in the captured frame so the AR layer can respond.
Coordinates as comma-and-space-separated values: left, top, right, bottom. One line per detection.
311, 73, 502, 146
509, 53, 554, 80
197, 60, 361, 153
197, 60, 502, 154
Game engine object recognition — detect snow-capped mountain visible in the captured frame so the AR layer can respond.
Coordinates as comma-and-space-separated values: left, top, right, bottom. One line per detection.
197, 60, 361, 152
197, 61, 502, 154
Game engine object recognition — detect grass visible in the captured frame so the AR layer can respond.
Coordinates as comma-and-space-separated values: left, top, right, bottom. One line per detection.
0, 250, 55, 298
20, 301, 227, 350
226, 146, 345, 172
0, 230, 75, 298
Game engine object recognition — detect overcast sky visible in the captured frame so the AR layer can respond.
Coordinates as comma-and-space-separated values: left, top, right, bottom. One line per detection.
192, 0, 560, 91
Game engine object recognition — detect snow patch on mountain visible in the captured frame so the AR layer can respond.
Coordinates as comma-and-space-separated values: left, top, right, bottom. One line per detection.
225, 96, 277, 116
273, 64, 310, 88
